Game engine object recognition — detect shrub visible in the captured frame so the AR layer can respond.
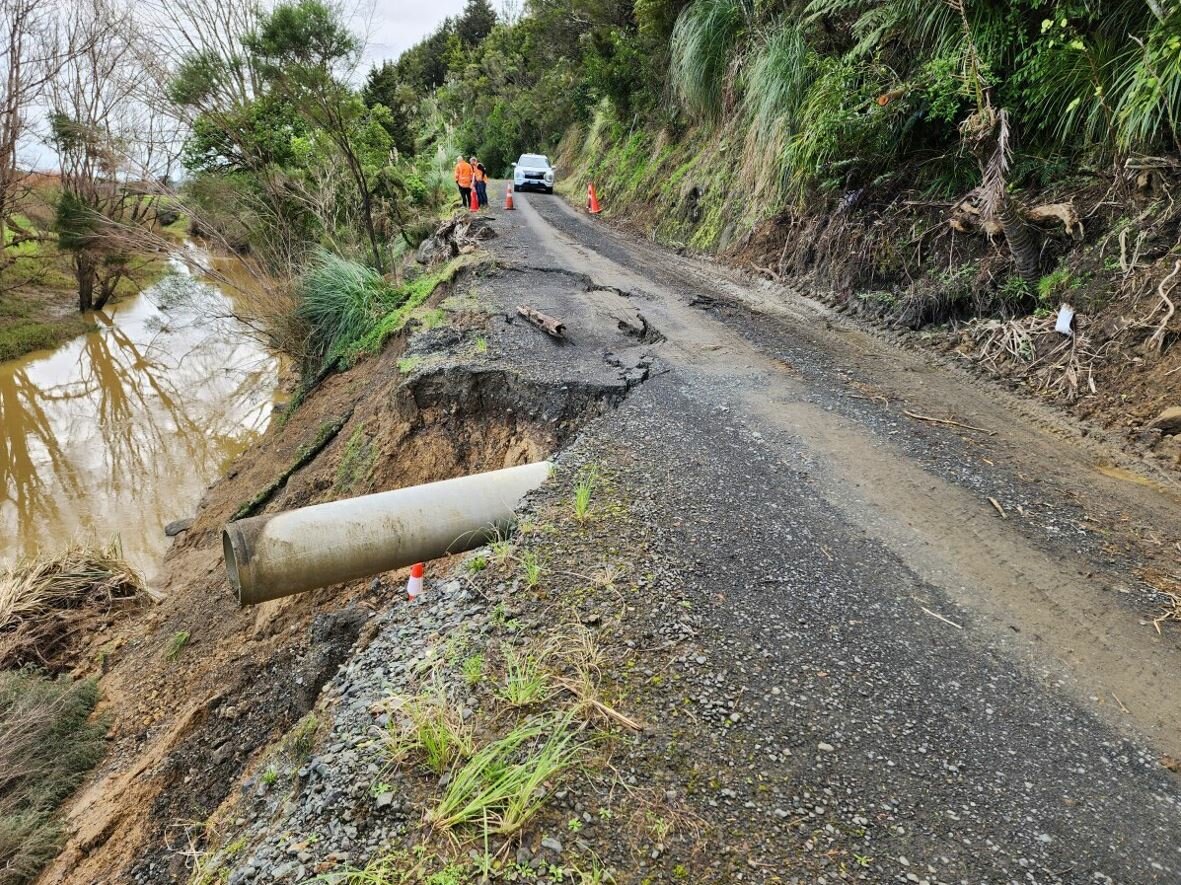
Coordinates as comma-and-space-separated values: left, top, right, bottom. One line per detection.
297, 252, 403, 365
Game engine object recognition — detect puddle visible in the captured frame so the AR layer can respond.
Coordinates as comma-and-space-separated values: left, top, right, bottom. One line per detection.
0, 253, 280, 573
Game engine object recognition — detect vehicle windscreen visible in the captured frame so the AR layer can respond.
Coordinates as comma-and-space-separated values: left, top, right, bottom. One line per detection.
518, 154, 550, 167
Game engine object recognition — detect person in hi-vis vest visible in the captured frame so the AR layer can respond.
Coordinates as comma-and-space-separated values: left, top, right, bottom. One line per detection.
471, 157, 489, 208
454, 155, 474, 209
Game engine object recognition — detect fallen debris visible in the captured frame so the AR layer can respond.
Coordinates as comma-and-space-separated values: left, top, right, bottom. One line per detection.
517, 305, 567, 339
988, 497, 1007, 519
920, 606, 963, 630
416, 214, 498, 265
0, 544, 148, 672
1147, 406, 1181, 436
903, 410, 997, 436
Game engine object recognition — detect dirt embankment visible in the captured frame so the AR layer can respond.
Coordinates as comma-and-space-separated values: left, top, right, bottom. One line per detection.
557, 128, 1181, 473
40, 254, 638, 884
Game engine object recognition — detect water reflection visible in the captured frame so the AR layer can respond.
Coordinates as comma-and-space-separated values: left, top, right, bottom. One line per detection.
0, 255, 279, 573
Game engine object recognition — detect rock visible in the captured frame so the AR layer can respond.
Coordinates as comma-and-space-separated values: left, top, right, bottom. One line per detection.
164, 518, 194, 537
540, 837, 563, 853
375, 791, 394, 808
1147, 406, 1181, 435
817, 742, 835, 753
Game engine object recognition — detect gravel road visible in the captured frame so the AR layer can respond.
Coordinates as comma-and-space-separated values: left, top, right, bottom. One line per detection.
218, 190, 1181, 884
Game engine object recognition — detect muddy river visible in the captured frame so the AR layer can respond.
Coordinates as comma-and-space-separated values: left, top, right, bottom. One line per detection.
0, 252, 280, 575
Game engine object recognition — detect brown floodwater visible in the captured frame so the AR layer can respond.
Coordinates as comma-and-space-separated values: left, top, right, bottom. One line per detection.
0, 253, 280, 575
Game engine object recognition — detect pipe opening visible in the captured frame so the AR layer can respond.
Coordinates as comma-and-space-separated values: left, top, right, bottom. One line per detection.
222, 528, 242, 602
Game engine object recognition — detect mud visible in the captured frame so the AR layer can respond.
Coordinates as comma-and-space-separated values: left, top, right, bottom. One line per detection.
128, 607, 370, 882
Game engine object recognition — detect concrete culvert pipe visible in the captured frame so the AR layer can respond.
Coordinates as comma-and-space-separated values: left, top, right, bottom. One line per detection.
223, 461, 552, 605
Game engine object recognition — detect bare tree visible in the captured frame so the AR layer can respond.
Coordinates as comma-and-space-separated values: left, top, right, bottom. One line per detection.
47, 0, 176, 311
0, 0, 93, 271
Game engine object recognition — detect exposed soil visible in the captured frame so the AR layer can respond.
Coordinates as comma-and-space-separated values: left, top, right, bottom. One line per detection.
39, 266, 642, 884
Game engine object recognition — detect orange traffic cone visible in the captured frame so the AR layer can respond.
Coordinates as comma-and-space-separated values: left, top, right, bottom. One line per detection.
587, 182, 602, 215
469, 187, 480, 212
406, 562, 424, 601
504, 186, 515, 210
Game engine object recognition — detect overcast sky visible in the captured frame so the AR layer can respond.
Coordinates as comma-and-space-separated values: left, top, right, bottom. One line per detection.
21, 1, 470, 169
359, 0, 469, 69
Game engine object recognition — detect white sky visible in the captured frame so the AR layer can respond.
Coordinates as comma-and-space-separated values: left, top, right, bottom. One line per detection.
361, 0, 469, 68
21, 1, 469, 169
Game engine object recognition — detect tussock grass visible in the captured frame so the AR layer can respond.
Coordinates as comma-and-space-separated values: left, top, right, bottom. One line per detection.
0, 543, 146, 672
384, 691, 474, 775
669, 0, 751, 120
572, 465, 599, 523
298, 252, 403, 365
0, 671, 107, 883
499, 644, 550, 707
427, 713, 582, 836
739, 24, 815, 200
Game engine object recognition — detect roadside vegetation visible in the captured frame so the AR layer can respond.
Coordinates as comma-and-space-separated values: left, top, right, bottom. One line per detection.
0, 544, 147, 884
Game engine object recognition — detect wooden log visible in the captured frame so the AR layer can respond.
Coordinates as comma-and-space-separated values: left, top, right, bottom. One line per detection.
517, 305, 567, 339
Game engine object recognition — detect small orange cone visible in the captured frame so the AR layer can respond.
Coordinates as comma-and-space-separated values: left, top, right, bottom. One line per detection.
406, 562, 424, 601
504, 186, 515, 210
587, 182, 602, 215
469, 187, 480, 212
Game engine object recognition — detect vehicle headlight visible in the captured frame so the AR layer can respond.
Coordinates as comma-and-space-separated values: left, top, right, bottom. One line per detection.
545, 171, 554, 181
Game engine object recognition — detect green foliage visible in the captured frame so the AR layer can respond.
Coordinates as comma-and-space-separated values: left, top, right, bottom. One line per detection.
499, 645, 549, 707
165, 631, 191, 661
573, 465, 599, 522
335, 427, 376, 493
669, 0, 750, 119
0, 673, 108, 884
1037, 266, 1075, 304
519, 551, 542, 590
343, 258, 470, 363
0, 322, 77, 362
244, 0, 360, 76
427, 714, 581, 835
462, 654, 484, 687
298, 253, 403, 364
385, 693, 474, 775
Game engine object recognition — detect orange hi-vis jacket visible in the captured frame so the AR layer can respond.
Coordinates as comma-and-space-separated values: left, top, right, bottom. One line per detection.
472, 164, 487, 183
454, 159, 474, 188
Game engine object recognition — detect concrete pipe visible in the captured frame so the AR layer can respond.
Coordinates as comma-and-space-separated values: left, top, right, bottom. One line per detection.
223, 461, 552, 605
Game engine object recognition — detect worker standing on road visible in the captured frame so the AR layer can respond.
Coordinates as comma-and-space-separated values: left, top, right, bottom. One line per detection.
454, 155, 474, 210
471, 156, 488, 208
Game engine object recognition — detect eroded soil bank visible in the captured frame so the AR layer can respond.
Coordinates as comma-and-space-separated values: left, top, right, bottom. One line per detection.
45, 198, 1181, 884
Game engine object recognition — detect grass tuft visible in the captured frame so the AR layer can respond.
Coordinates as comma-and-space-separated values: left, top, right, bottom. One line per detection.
0, 671, 108, 882
499, 644, 550, 707
519, 551, 542, 590
427, 713, 581, 836
165, 631, 190, 661
0, 543, 146, 672
572, 465, 600, 523
385, 692, 474, 775
298, 252, 403, 366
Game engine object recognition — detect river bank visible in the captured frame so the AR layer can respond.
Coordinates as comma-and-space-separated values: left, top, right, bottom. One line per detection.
0, 250, 281, 574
